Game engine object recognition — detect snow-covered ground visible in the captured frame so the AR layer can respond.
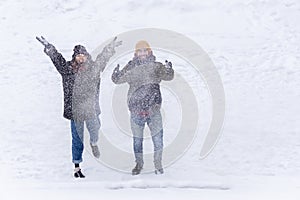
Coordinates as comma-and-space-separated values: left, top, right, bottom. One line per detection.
1, 0, 300, 199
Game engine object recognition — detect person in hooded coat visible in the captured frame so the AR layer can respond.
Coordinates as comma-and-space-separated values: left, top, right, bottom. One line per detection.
111, 40, 174, 175
42, 37, 121, 178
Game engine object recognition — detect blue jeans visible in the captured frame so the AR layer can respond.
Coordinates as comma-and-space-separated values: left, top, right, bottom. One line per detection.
130, 110, 163, 169
71, 116, 101, 164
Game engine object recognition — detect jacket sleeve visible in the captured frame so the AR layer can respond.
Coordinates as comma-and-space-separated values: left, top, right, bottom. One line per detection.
94, 45, 115, 73
111, 62, 132, 84
46, 46, 69, 75
157, 62, 174, 81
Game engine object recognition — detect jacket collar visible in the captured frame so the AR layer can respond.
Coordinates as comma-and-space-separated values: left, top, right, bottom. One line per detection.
132, 54, 156, 66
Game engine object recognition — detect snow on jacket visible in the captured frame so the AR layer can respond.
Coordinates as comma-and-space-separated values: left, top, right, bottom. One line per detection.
46, 45, 115, 121
111, 55, 174, 114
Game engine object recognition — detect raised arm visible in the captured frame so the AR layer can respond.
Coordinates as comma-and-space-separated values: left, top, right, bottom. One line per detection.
37, 36, 68, 75
45, 45, 69, 75
94, 37, 122, 73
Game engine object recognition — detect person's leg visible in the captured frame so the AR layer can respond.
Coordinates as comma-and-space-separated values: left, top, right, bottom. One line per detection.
71, 120, 85, 178
86, 115, 101, 158
86, 115, 101, 145
130, 114, 146, 171
71, 120, 84, 164
147, 110, 164, 171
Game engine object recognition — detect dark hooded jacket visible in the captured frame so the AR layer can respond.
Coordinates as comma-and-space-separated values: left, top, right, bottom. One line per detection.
46, 45, 115, 121
111, 54, 174, 114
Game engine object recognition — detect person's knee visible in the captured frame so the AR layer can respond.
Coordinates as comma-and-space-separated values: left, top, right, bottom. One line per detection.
86, 120, 100, 135
133, 137, 143, 151
154, 143, 163, 152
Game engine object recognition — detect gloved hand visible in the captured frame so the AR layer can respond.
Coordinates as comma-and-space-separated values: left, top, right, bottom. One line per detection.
112, 64, 122, 82
36, 36, 56, 56
165, 60, 172, 69
113, 64, 120, 74
106, 36, 122, 51
44, 43, 56, 56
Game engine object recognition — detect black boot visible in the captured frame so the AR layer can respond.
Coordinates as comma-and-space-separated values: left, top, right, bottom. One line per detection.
74, 167, 85, 178
155, 168, 164, 174
132, 163, 143, 175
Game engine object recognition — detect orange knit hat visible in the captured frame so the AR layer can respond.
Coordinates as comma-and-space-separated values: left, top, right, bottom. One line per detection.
135, 40, 152, 54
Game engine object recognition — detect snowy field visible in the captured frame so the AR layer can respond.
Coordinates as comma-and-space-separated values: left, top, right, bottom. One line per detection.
1, 0, 300, 199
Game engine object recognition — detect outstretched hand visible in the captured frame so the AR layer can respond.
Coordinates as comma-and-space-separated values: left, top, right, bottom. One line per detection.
36, 36, 56, 56
114, 64, 120, 73
107, 36, 122, 49
36, 36, 50, 47
165, 60, 172, 69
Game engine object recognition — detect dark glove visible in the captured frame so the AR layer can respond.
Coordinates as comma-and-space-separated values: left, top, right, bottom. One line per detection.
112, 64, 121, 82
36, 36, 56, 56
44, 44, 56, 56
165, 60, 172, 69
113, 64, 120, 74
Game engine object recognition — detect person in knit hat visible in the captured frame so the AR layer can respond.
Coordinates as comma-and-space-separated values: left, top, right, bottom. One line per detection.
112, 40, 174, 175
134, 40, 152, 59
39, 37, 122, 178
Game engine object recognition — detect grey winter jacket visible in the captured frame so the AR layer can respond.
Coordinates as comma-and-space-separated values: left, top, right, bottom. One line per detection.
111, 55, 174, 114
47, 46, 115, 121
